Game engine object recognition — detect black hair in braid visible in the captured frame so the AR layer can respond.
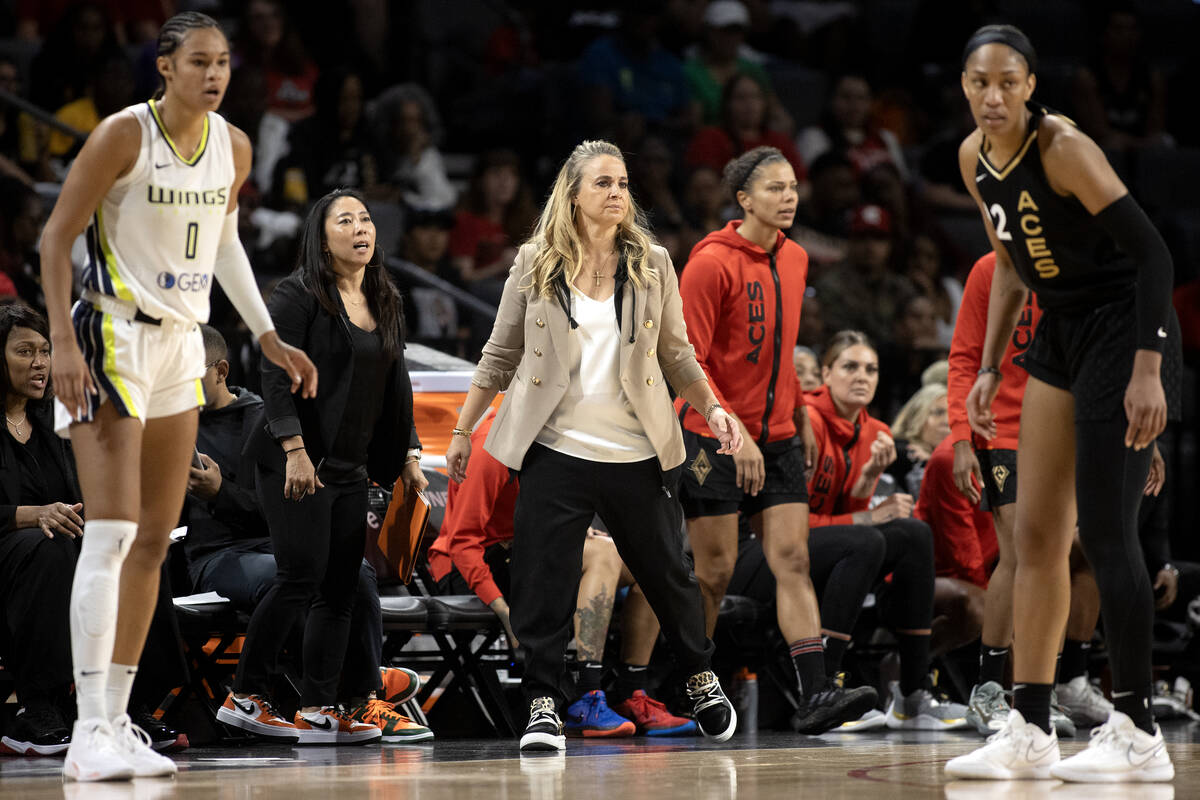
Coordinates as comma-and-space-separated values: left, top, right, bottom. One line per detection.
153, 12, 225, 100
721, 146, 788, 208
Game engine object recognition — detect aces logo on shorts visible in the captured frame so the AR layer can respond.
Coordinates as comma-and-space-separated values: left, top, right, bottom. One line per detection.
690, 449, 713, 486
991, 464, 1011, 494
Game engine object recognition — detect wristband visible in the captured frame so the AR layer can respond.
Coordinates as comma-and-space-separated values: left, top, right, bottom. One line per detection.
977, 366, 1001, 378
284, 446, 305, 456
702, 402, 723, 422
452, 427, 473, 437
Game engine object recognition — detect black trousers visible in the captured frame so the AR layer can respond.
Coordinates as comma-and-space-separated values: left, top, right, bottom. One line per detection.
234, 468, 369, 705
873, 518, 937, 632
0, 529, 77, 705
510, 444, 713, 705
728, 522, 888, 636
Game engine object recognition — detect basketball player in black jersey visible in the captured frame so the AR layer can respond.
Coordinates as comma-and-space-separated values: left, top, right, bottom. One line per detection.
944, 25, 1180, 783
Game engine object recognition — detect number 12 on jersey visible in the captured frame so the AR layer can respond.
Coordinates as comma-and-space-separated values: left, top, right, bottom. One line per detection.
185, 222, 199, 260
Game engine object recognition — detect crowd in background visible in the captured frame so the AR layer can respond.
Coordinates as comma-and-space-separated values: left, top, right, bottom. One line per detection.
0, 1, 1197, 549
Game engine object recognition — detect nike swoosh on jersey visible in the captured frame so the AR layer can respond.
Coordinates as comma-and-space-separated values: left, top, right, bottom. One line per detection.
976, 173, 987, 183
1158, 327, 1168, 338
155, 162, 172, 169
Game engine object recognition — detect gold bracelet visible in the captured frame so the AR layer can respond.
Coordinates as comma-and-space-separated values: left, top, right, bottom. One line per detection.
702, 402, 722, 421
452, 427, 473, 437
405, 456, 421, 464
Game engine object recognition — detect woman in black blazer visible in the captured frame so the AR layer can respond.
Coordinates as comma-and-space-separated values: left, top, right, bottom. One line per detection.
229, 189, 426, 744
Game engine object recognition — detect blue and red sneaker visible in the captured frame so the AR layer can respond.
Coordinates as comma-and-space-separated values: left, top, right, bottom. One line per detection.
564, 690, 636, 737
613, 690, 699, 736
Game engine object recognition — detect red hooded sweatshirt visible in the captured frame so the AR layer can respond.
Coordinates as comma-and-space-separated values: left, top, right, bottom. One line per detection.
804, 385, 891, 527
677, 221, 809, 443
947, 252, 1042, 452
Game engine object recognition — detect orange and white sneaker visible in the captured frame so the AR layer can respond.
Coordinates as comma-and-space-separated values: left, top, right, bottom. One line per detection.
380, 667, 422, 706
348, 698, 434, 742
294, 707, 382, 745
216, 693, 300, 742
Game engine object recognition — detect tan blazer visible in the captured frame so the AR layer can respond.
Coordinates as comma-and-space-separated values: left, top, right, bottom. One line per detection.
473, 242, 706, 471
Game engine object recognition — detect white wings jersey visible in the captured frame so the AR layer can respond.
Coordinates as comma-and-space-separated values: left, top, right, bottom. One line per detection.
82, 100, 235, 324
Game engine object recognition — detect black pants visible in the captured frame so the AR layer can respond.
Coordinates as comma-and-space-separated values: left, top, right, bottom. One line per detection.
872, 518, 937, 632
0, 529, 77, 705
235, 469, 369, 705
1075, 419, 1156, 695
728, 522, 888, 636
201, 549, 382, 698
511, 444, 713, 705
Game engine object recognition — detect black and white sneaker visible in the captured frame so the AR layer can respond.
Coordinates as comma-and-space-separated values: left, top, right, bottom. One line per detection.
0, 703, 71, 756
686, 671, 737, 742
520, 697, 565, 752
791, 682, 878, 734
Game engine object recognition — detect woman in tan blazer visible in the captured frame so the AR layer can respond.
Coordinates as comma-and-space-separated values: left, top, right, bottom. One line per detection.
446, 140, 742, 753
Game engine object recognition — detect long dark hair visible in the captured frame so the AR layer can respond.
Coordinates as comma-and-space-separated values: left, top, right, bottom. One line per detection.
0, 303, 53, 416
153, 12, 225, 100
295, 189, 404, 359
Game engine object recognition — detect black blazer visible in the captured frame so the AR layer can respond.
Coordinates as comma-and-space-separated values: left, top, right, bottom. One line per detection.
0, 402, 80, 537
244, 273, 419, 487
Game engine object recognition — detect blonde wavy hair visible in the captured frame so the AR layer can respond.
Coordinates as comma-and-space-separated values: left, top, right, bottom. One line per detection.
523, 140, 658, 298
891, 383, 948, 443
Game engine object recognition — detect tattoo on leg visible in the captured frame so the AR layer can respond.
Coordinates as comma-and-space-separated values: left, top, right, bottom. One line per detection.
575, 585, 614, 662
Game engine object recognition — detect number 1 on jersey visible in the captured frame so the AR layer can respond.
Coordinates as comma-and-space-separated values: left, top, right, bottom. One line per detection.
185, 222, 198, 260
988, 204, 1013, 241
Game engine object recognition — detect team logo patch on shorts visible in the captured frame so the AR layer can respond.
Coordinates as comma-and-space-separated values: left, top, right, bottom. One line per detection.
690, 449, 712, 486
992, 465, 1011, 494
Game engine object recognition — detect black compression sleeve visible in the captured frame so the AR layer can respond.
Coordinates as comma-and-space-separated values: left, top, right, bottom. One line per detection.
1094, 193, 1174, 352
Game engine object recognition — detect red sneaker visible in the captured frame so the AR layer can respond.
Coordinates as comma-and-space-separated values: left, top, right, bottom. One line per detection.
613, 690, 699, 737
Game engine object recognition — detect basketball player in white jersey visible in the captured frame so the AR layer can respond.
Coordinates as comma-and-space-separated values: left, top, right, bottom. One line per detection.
39, 12, 317, 781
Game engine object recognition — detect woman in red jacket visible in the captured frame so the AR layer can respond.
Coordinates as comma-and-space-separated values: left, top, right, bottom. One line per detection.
806, 330, 968, 730
678, 146, 875, 734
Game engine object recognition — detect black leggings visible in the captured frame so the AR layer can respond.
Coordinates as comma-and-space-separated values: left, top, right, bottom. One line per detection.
234, 468, 368, 706
873, 518, 936, 632
1074, 418, 1155, 695
728, 523, 885, 636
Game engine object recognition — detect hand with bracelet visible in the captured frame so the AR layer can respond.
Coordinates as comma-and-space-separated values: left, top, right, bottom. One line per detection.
282, 438, 323, 500
401, 447, 429, 495
966, 365, 1003, 441
446, 421, 477, 483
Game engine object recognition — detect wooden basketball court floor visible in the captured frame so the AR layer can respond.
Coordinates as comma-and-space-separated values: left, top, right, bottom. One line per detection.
1, 723, 1198, 800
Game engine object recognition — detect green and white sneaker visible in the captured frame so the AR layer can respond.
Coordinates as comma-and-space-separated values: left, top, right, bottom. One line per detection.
967, 681, 1011, 736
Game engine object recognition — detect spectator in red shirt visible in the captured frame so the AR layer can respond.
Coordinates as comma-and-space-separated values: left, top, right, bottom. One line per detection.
795, 73, 908, 180
685, 74, 808, 200
429, 412, 697, 738
449, 149, 537, 303
235, 0, 319, 123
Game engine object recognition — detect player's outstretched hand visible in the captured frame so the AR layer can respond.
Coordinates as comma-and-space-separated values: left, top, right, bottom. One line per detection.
260, 331, 318, 398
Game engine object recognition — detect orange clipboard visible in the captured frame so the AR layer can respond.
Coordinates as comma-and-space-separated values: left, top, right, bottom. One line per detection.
377, 479, 431, 583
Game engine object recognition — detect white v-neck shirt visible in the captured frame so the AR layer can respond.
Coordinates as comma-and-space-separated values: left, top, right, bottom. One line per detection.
535, 290, 655, 462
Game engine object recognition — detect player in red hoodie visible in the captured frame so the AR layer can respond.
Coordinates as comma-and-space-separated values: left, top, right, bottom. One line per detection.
931, 252, 1108, 736
806, 331, 969, 731
677, 147, 875, 734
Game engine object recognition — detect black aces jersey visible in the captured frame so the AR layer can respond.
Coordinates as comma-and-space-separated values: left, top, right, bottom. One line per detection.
975, 102, 1135, 312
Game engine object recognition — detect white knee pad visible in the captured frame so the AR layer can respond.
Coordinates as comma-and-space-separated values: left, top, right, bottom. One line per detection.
71, 520, 137, 644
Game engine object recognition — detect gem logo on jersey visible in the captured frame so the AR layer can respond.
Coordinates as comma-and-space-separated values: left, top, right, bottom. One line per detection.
157, 271, 210, 292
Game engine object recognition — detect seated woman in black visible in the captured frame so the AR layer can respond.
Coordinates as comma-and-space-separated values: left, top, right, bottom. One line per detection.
0, 303, 81, 755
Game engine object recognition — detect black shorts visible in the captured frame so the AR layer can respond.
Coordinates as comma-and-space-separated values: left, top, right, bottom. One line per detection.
678, 430, 809, 518
1024, 297, 1182, 422
436, 542, 512, 597
976, 448, 1017, 510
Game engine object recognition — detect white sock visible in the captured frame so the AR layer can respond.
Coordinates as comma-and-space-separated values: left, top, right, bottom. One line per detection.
106, 663, 138, 722
70, 519, 136, 723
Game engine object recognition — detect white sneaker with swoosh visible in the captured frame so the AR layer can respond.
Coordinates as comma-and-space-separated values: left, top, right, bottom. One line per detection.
1050, 710, 1174, 782
944, 709, 1060, 779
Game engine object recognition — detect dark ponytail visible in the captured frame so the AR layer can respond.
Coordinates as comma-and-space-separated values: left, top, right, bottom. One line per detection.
154, 12, 225, 100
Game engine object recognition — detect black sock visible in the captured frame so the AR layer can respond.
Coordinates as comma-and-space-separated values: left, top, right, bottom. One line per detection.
823, 637, 849, 677
577, 661, 603, 695
1059, 639, 1090, 684
1013, 683, 1053, 734
978, 644, 1009, 686
1113, 686, 1156, 735
613, 663, 648, 702
789, 637, 826, 695
896, 633, 930, 696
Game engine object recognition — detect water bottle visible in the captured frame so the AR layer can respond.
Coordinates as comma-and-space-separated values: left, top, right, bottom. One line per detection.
731, 667, 758, 735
